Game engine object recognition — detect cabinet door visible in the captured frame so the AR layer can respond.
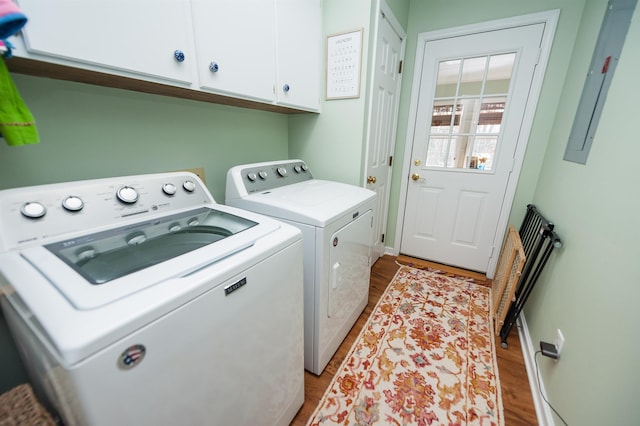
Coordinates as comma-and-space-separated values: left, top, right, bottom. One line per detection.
275, 0, 321, 111
16, 0, 195, 85
192, 0, 276, 103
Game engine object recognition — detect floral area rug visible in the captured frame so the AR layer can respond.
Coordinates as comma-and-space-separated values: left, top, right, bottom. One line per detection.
307, 265, 503, 426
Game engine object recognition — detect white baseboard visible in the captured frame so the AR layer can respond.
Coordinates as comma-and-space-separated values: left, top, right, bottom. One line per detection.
516, 313, 555, 426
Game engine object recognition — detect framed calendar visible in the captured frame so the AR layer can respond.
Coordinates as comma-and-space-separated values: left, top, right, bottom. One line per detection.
326, 29, 363, 100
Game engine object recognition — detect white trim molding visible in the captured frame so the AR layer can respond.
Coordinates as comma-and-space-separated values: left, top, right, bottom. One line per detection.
517, 313, 555, 426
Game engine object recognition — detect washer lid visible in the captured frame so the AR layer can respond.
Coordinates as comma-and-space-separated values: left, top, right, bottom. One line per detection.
228, 180, 376, 227
19, 205, 279, 310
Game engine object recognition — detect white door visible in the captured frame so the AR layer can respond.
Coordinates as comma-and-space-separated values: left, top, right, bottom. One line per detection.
400, 23, 545, 273
365, 4, 405, 259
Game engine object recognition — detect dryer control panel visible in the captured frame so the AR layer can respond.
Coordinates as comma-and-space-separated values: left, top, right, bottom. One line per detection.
227, 160, 313, 195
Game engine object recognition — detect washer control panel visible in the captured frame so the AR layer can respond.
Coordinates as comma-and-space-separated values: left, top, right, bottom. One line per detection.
237, 160, 312, 194
0, 172, 213, 251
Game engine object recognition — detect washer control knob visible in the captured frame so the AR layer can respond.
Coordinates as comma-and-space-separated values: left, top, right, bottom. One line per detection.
276, 167, 287, 177
294, 165, 302, 173
247, 172, 258, 182
126, 232, 146, 245
183, 180, 196, 192
62, 196, 84, 212
187, 218, 199, 227
76, 247, 97, 261
258, 171, 268, 180
168, 222, 182, 232
20, 202, 46, 219
116, 186, 139, 204
162, 183, 177, 196
301, 164, 309, 172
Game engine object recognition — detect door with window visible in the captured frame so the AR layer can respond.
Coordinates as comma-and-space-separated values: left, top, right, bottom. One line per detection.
400, 23, 545, 273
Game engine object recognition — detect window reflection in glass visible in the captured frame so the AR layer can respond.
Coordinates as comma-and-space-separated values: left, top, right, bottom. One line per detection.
486, 53, 515, 94
425, 137, 448, 167
459, 56, 487, 96
424, 53, 515, 171
430, 101, 461, 133
435, 60, 460, 98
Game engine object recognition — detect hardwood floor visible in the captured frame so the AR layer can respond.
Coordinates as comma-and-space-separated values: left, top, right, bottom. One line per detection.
290, 255, 537, 426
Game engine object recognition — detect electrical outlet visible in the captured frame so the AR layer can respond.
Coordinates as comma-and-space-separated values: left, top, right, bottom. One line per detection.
167, 167, 206, 184
183, 167, 206, 184
554, 329, 565, 355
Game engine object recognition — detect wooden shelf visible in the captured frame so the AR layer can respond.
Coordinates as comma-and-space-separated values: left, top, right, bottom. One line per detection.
7, 57, 314, 115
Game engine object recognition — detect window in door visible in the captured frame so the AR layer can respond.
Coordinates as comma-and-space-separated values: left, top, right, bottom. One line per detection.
425, 53, 516, 171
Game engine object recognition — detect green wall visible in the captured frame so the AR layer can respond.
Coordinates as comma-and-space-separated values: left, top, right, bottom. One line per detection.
289, 0, 410, 185
3, 1, 635, 422
382, 0, 640, 423
289, 0, 375, 186
0, 75, 289, 202
525, 0, 640, 424
385, 0, 410, 28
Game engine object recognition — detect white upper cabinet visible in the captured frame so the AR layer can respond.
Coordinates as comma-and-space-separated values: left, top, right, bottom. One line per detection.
16, 0, 196, 86
275, 0, 321, 111
193, 0, 321, 111
191, 0, 276, 104
13, 0, 321, 112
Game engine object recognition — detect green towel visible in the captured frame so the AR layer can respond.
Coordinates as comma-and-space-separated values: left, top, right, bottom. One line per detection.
0, 57, 38, 146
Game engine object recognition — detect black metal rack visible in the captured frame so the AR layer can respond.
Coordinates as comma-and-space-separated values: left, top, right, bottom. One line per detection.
499, 204, 562, 348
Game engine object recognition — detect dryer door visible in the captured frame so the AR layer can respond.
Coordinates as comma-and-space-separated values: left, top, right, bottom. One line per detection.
327, 209, 373, 318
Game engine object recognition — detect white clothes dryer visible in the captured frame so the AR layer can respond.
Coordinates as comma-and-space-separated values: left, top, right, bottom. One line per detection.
226, 160, 376, 375
0, 172, 304, 426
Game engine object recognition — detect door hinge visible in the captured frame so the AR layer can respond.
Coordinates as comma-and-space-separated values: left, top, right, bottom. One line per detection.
388, 155, 393, 166
381, 233, 385, 243
398, 60, 403, 74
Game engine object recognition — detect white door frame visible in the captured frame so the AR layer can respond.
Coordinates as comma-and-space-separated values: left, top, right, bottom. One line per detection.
393, 10, 559, 277
363, 0, 406, 260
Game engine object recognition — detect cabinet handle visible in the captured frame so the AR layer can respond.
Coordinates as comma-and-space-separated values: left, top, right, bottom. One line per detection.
209, 62, 219, 73
173, 50, 185, 62
282, 84, 290, 93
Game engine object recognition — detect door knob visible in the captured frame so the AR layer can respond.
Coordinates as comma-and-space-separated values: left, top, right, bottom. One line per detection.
367, 176, 377, 184
411, 173, 421, 181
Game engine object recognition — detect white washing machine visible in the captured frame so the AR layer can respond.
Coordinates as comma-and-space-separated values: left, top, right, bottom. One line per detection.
0, 172, 304, 426
226, 160, 376, 375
